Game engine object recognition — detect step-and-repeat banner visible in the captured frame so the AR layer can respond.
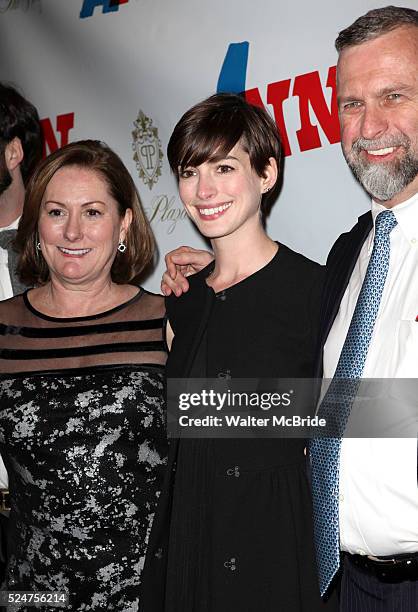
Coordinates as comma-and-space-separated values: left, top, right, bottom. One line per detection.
0, 0, 410, 291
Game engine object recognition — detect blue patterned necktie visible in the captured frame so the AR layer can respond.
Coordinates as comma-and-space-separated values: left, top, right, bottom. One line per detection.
310, 209, 398, 596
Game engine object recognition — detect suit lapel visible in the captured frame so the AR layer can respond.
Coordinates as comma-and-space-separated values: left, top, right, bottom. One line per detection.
9, 253, 28, 295
317, 212, 373, 372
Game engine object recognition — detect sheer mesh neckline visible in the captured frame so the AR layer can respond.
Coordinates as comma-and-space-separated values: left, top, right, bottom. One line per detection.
0, 290, 166, 374
23, 287, 143, 322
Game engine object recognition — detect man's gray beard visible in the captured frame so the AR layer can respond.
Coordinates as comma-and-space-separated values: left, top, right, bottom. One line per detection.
345, 143, 418, 201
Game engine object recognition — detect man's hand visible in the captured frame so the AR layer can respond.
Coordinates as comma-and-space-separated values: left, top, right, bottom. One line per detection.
161, 246, 214, 296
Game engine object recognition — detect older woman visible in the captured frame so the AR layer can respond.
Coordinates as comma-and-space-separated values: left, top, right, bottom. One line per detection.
0, 141, 167, 610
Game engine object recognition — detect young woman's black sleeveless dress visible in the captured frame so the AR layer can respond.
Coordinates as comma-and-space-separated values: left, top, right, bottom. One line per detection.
143, 244, 337, 612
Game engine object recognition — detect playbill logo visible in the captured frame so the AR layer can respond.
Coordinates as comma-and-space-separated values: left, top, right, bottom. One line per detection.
132, 110, 163, 190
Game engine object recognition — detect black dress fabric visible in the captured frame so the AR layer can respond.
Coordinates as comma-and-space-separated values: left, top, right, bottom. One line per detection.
161, 244, 334, 611
0, 289, 168, 611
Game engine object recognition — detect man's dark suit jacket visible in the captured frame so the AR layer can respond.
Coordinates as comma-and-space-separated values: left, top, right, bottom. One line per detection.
0, 248, 29, 580
3, 231, 28, 296
316, 211, 373, 376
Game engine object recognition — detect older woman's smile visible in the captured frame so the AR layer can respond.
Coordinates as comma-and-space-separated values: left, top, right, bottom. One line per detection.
58, 246, 92, 256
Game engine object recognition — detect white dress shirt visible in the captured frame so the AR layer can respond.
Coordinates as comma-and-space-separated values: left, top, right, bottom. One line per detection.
0, 216, 19, 302
0, 217, 19, 489
323, 193, 418, 556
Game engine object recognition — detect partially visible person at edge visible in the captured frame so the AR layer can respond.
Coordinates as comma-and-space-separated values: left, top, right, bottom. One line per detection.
0, 140, 167, 610
158, 6, 418, 611
141, 93, 338, 612
0, 82, 43, 581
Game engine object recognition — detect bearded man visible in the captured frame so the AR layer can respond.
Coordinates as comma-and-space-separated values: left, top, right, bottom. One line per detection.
309, 6, 418, 610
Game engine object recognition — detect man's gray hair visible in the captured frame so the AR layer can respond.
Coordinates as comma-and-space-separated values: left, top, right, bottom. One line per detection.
335, 5, 418, 53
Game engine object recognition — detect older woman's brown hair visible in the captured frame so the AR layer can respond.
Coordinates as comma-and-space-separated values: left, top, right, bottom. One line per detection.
16, 139, 155, 286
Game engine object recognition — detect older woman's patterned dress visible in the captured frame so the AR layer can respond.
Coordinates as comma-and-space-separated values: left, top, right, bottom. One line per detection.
0, 289, 167, 611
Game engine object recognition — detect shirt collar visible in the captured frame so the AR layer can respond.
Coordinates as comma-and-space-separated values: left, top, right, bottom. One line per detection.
0, 216, 20, 232
369, 192, 418, 250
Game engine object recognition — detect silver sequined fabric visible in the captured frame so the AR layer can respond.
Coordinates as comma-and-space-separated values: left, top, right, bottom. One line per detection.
0, 367, 167, 611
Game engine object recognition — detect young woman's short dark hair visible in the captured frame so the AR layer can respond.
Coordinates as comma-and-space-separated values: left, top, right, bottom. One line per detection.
167, 93, 282, 211
16, 140, 155, 286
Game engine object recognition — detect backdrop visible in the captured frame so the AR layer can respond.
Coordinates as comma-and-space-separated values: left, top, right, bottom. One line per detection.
0, 0, 411, 291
